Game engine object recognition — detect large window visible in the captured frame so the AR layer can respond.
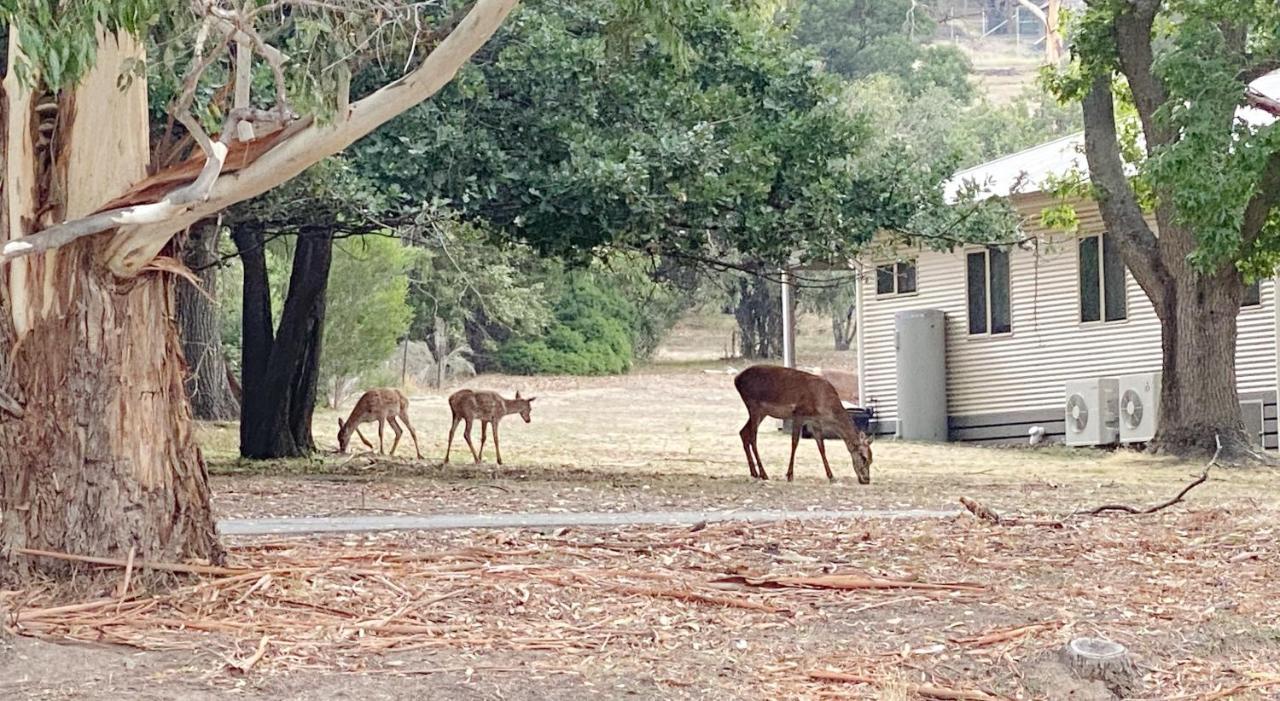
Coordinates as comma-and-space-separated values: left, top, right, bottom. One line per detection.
1079, 233, 1127, 323
876, 260, 917, 296
966, 248, 1011, 335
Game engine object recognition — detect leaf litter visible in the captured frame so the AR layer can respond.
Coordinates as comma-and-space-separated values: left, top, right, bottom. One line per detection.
2, 508, 1279, 699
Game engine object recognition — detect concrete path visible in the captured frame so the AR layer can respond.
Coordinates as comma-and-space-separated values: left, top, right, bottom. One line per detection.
218, 508, 960, 536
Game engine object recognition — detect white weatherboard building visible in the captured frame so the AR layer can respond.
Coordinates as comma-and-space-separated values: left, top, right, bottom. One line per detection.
853, 128, 1280, 448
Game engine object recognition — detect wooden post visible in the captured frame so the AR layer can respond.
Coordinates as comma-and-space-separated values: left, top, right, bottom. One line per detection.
1045, 0, 1061, 64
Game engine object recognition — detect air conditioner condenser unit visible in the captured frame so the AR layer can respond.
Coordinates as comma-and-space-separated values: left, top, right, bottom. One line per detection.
1117, 372, 1162, 444
1064, 378, 1120, 446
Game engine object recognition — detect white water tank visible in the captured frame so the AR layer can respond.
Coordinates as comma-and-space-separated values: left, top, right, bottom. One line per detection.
894, 310, 947, 441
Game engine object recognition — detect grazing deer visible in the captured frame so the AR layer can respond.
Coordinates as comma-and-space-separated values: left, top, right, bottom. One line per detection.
337, 388, 423, 459
734, 364, 872, 484
445, 389, 535, 465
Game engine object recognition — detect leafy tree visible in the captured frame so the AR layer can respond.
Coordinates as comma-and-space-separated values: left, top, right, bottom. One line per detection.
320, 236, 416, 407
0, 0, 517, 580
1045, 0, 1280, 460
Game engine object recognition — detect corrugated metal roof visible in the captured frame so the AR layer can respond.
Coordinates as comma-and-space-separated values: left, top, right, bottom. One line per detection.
943, 70, 1280, 204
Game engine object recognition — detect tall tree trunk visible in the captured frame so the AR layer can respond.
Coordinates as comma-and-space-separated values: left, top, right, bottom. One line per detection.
234, 227, 333, 458
1149, 272, 1252, 458
177, 219, 239, 421
0, 30, 221, 581
734, 273, 783, 359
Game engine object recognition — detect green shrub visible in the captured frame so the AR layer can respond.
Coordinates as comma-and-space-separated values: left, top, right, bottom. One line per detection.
495, 270, 640, 375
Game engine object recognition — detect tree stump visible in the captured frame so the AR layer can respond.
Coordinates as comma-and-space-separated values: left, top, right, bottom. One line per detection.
1059, 637, 1138, 696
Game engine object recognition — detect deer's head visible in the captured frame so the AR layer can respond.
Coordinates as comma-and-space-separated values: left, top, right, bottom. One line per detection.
513, 391, 536, 423
337, 417, 351, 453
843, 430, 872, 485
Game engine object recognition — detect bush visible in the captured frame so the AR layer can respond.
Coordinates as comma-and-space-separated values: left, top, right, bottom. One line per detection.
495, 270, 639, 375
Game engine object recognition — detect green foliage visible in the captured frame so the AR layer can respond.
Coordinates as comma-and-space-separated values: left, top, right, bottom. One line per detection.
400, 211, 552, 367
319, 235, 416, 396
355, 0, 946, 271
0, 0, 163, 88
497, 272, 635, 375
1046, 0, 1280, 276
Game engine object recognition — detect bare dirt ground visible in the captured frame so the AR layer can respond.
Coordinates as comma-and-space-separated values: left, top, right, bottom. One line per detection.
6, 314, 1280, 699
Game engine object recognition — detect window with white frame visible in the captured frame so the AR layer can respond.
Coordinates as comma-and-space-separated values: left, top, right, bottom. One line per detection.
1078, 233, 1127, 323
966, 248, 1011, 335
875, 260, 917, 296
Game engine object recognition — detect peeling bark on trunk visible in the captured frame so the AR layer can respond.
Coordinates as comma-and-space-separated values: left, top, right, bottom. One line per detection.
234, 227, 333, 458
0, 30, 222, 582
177, 219, 239, 421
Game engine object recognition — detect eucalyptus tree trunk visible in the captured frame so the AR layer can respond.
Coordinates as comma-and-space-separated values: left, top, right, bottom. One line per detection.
0, 33, 222, 581
177, 219, 239, 421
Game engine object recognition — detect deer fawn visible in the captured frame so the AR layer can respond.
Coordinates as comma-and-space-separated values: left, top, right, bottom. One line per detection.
734, 364, 872, 484
445, 389, 535, 465
337, 388, 423, 459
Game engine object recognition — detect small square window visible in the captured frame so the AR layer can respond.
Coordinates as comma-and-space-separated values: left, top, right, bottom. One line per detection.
875, 260, 917, 296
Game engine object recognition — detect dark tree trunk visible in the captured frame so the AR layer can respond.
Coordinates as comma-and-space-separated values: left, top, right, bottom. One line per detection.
233, 227, 334, 459
1149, 273, 1252, 458
177, 219, 239, 421
734, 273, 783, 359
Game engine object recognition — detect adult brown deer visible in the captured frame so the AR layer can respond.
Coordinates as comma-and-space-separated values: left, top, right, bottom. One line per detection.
734, 365, 872, 484
445, 389, 535, 465
337, 388, 423, 459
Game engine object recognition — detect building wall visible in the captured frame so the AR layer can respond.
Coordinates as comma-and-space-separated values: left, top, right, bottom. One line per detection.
857, 194, 1279, 445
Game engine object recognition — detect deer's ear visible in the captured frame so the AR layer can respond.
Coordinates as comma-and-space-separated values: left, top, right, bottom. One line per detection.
515, 390, 522, 399
338, 418, 345, 430
528, 396, 537, 402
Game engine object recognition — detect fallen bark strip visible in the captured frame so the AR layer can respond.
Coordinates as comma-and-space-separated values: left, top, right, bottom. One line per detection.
715, 574, 986, 593
948, 620, 1062, 647
959, 497, 1064, 527
606, 583, 789, 613
807, 670, 1008, 701
17, 547, 250, 576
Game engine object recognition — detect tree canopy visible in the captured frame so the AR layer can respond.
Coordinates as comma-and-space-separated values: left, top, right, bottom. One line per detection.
354, 0, 958, 272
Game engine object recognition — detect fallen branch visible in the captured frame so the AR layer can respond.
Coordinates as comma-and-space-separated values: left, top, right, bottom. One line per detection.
807, 670, 1008, 700
1076, 436, 1220, 516
17, 547, 250, 576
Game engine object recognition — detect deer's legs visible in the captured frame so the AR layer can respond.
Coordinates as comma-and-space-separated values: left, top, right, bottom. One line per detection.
812, 426, 835, 482
786, 419, 803, 482
463, 419, 478, 462
493, 421, 503, 465
355, 426, 374, 450
478, 421, 489, 463
445, 416, 461, 463
739, 411, 766, 480
387, 416, 404, 457
377, 418, 386, 455
400, 411, 423, 459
